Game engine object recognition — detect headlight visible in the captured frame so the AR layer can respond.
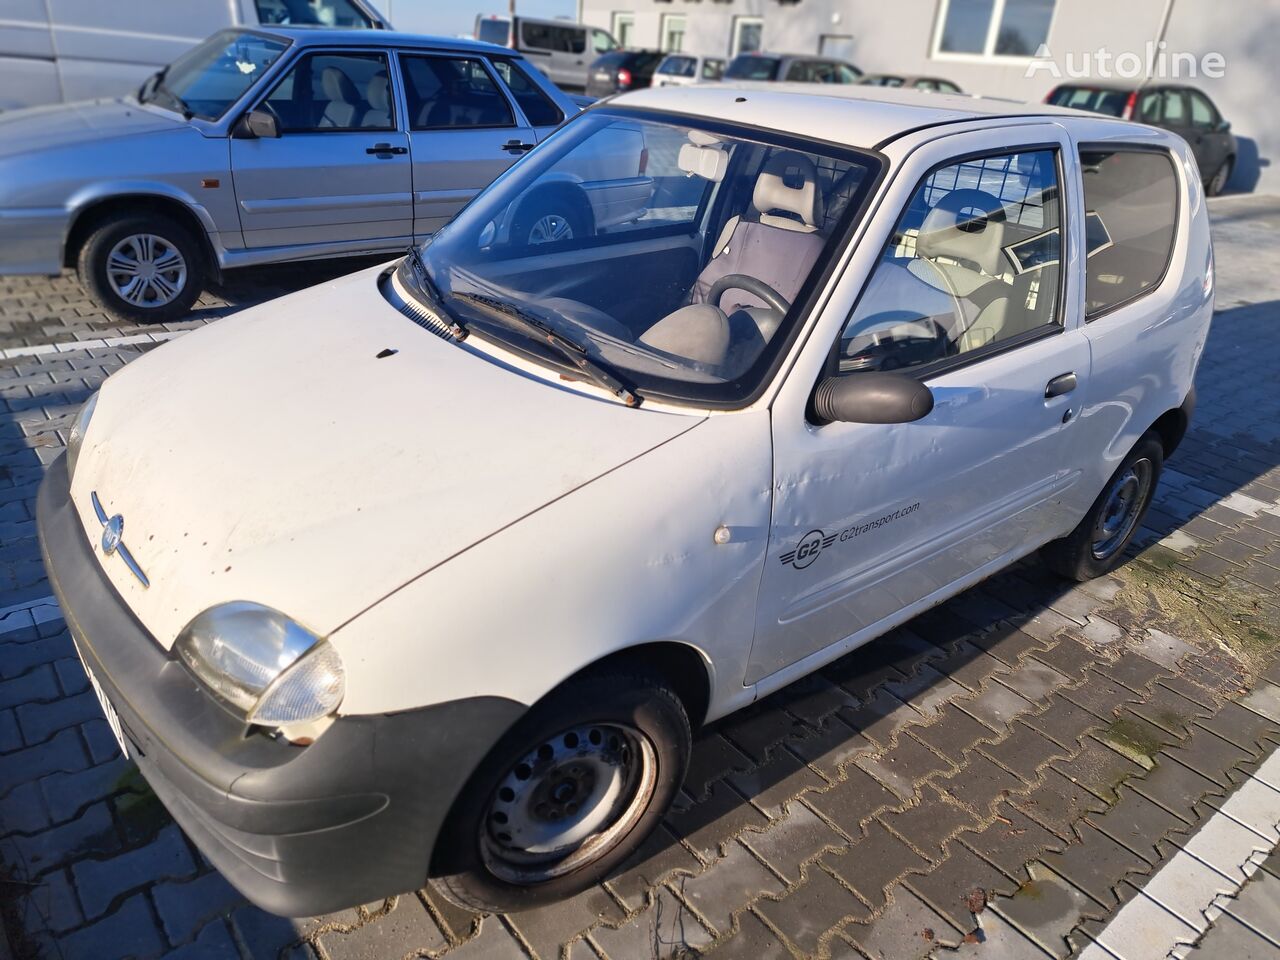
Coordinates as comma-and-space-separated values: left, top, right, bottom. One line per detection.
66, 392, 98, 481
173, 602, 345, 726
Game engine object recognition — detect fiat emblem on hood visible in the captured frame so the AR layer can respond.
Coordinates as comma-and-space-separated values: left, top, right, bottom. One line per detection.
90, 492, 150, 588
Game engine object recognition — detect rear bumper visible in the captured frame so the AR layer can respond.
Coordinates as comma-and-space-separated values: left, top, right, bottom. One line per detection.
0, 206, 66, 275
37, 455, 525, 916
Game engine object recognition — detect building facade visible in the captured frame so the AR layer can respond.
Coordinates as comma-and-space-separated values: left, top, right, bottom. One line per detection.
575, 0, 1278, 194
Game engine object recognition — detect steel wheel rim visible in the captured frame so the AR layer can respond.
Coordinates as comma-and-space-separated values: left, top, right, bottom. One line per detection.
480, 721, 657, 884
106, 234, 187, 308
528, 214, 573, 246
1091, 457, 1153, 560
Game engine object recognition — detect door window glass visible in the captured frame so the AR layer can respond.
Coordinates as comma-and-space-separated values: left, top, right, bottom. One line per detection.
254, 0, 374, 28
1140, 89, 1186, 125
520, 22, 581, 53
592, 29, 616, 54
836, 64, 861, 82
491, 59, 562, 127
261, 52, 393, 132
703, 59, 725, 80
837, 149, 1063, 375
725, 55, 780, 80
1079, 149, 1178, 318
1187, 91, 1217, 128
659, 56, 696, 77
401, 56, 515, 130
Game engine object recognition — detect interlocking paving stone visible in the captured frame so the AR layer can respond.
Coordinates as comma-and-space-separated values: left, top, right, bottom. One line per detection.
1184, 910, 1280, 958
837, 689, 919, 749
912, 703, 998, 764
1221, 867, 1280, 948
857, 734, 952, 802
938, 751, 1024, 818
319, 895, 450, 960
992, 863, 1095, 959
666, 781, 770, 864
698, 908, 791, 959
1010, 768, 1108, 840
1039, 823, 1149, 909
981, 722, 1070, 783
792, 760, 898, 836
590, 886, 713, 960
1107, 651, 1173, 695
786, 716, 875, 781
1197, 699, 1280, 754
1240, 681, 1280, 725
1128, 683, 1215, 740
739, 802, 846, 886
961, 804, 1063, 889
995, 659, 1071, 706
959, 681, 1037, 734
727, 745, 826, 819
1021, 695, 1104, 753
152, 872, 247, 947
844, 883, 960, 958
605, 823, 701, 911
753, 864, 868, 956
1165, 725, 1260, 788
944, 907, 1053, 959
58, 890, 166, 960
684, 733, 754, 800
880, 786, 979, 861
1091, 785, 1189, 865
674, 840, 784, 936
904, 840, 1010, 934
160, 919, 242, 959
823, 819, 929, 911
1051, 737, 1145, 805
72, 823, 196, 920
506, 884, 622, 960
10, 798, 116, 873
921, 640, 1011, 694
18, 866, 82, 934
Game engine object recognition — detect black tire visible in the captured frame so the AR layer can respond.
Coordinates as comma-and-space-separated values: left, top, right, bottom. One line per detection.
1042, 431, 1164, 582
77, 213, 205, 323
430, 668, 691, 913
1206, 156, 1233, 197
511, 189, 591, 248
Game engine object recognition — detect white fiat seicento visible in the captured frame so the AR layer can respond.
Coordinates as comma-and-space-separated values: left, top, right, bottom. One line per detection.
39, 84, 1211, 916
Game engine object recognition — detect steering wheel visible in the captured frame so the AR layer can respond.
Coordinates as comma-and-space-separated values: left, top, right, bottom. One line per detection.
706, 274, 791, 316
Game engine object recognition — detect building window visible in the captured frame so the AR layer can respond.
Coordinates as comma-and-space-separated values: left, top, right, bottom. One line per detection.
661, 13, 687, 53
612, 12, 635, 49
732, 16, 763, 56
934, 0, 1056, 60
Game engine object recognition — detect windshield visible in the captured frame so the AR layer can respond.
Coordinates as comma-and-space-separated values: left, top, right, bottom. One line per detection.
411, 109, 880, 406
142, 30, 289, 121
725, 56, 781, 81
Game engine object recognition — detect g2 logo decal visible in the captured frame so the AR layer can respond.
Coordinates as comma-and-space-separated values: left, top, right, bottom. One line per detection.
779, 529, 838, 569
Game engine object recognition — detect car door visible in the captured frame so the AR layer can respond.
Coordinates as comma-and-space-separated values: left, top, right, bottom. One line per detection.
229, 49, 413, 249
399, 53, 536, 238
748, 127, 1091, 683
1186, 89, 1228, 178
489, 57, 567, 143
1138, 88, 1207, 170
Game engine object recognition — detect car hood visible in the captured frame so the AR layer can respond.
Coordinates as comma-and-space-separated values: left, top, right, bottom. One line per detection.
70, 264, 703, 648
0, 98, 188, 159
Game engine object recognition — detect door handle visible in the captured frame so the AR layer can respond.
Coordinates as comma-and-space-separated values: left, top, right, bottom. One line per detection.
366, 143, 408, 157
1045, 372, 1078, 399
502, 139, 535, 154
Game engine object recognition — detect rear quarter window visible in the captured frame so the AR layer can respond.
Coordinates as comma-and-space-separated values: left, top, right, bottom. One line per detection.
725, 56, 779, 81
1078, 148, 1180, 318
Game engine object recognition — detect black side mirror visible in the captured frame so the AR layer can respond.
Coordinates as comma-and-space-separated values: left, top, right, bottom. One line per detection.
1218, 119, 1232, 133
234, 108, 280, 139
811, 372, 934, 425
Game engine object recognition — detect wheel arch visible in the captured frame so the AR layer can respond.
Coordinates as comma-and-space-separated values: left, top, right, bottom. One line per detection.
63, 192, 221, 280
514, 179, 596, 237
1149, 385, 1195, 460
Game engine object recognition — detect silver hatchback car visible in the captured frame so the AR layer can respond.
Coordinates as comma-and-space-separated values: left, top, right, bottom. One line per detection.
0, 28, 579, 321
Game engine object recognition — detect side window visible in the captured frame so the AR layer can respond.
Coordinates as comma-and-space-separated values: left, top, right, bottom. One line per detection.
521, 22, 552, 50
592, 29, 615, 54
261, 52, 393, 132
254, 0, 374, 28
836, 64, 860, 83
703, 59, 724, 80
1187, 91, 1217, 129
785, 61, 813, 82
491, 59, 563, 127
401, 56, 515, 130
836, 149, 1063, 375
554, 26, 587, 55
1079, 149, 1178, 318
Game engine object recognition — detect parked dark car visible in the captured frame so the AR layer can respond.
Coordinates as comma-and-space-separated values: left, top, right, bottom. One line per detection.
860, 74, 962, 94
585, 50, 664, 97
1046, 82, 1236, 195
723, 52, 861, 84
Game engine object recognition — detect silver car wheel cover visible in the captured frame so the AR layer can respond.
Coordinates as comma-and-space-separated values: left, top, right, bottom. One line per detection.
106, 234, 188, 308
480, 721, 657, 884
1091, 457, 1153, 560
528, 214, 573, 246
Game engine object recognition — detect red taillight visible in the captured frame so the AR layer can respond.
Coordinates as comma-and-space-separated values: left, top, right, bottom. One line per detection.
1123, 89, 1138, 119
617, 68, 632, 88
638, 147, 649, 174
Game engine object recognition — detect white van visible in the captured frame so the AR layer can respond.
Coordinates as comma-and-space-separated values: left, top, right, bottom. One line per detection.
0, 0, 389, 111
474, 15, 617, 91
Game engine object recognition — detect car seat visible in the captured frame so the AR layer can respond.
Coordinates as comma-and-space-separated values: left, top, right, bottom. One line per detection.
318, 67, 363, 128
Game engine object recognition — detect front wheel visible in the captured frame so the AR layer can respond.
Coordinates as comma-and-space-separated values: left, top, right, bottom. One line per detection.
512, 190, 591, 248
1206, 156, 1233, 197
77, 214, 205, 323
1042, 432, 1164, 581
430, 669, 690, 913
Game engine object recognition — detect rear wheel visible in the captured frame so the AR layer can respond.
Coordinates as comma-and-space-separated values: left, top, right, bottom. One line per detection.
1042, 432, 1163, 581
430, 669, 690, 913
77, 213, 205, 323
1206, 156, 1233, 197
512, 189, 591, 249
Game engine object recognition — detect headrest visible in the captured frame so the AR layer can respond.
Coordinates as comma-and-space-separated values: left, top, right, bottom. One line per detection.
367, 72, 389, 111
915, 189, 1007, 276
753, 151, 821, 233
321, 67, 358, 103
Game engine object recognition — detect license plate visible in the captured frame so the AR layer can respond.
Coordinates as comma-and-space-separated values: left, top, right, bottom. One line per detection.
75, 647, 129, 759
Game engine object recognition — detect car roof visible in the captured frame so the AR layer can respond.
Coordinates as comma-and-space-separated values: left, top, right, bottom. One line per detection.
732, 51, 837, 61
250, 25, 515, 57
611, 82, 1143, 147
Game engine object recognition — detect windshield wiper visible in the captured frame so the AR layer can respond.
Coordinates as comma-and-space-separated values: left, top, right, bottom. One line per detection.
402, 247, 468, 339
453, 291, 640, 407
155, 80, 194, 120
